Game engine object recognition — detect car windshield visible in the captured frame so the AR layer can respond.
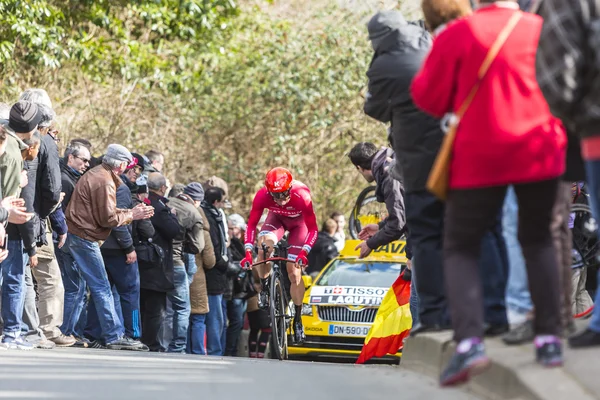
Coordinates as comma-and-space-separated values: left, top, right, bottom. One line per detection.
315, 260, 402, 287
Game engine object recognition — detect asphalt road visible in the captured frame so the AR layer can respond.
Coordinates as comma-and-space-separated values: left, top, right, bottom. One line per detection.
0, 348, 480, 400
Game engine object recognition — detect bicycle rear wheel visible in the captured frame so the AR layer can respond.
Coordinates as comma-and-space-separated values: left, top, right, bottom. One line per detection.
269, 270, 288, 360
349, 186, 389, 239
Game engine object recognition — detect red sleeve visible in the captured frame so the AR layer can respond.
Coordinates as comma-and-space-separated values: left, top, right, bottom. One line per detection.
410, 25, 463, 118
244, 189, 266, 251
299, 189, 319, 253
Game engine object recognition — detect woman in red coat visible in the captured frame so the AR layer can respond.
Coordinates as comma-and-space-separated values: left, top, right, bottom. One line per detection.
411, 0, 566, 387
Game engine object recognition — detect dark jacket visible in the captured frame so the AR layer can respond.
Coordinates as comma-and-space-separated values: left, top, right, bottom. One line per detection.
138, 191, 181, 292
35, 133, 61, 220
531, 0, 585, 182
7, 155, 38, 256
201, 202, 228, 295
306, 231, 339, 275
101, 175, 135, 256
365, 11, 443, 193
131, 196, 155, 247
60, 158, 81, 212
169, 194, 205, 267
228, 237, 253, 300
366, 148, 406, 250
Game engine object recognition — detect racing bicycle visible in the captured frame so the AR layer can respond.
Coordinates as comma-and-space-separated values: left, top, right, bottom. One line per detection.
348, 186, 389, 240
251, 242, 296, 360
571, 202, 600, 319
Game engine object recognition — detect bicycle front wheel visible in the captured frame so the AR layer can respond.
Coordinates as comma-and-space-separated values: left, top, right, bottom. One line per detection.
269, 270, 288, 360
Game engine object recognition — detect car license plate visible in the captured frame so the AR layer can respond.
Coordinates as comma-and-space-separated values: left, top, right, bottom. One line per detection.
328, 324, 370, 337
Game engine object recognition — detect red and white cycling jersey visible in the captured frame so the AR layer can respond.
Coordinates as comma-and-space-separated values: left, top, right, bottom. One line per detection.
244, 181, 318, 253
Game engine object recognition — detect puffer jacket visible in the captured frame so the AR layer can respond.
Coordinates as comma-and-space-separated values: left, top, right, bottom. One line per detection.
190, 208, 216, 315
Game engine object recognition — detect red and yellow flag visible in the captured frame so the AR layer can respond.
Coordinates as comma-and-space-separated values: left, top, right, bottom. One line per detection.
356, 273, 412, 364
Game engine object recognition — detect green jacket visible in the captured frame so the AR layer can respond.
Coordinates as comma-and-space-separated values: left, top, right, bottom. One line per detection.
0, 130, 26, 198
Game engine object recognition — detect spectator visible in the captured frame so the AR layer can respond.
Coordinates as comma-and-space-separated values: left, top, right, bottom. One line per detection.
18, 90, 73, 349
166, 182, 205, 353
225, 213, 252, 357
65, 144, 154, 350
411, 0, 566, 384
330, 211, 346, 252
187, 206, 216, 355
204, 176, 232, 245
1, 101, 42, 350
247, 269, 271, 359
534, 0, 600, 349
139, 172, 181, 352
84, 154, 148, 347
201, 187, 229, 356
57, 142, 90, 342
306, 219, 339, 278
144, 150, 164, 173
348, 142, 406, 258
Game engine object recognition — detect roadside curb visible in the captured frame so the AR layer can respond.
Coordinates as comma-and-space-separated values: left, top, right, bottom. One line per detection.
401, 332, 596, 400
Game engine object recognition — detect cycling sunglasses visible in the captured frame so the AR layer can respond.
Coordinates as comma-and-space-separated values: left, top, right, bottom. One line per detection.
270, 189, 291, 200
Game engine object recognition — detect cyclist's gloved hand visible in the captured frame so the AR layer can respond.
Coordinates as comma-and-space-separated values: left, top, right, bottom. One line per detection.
296, 250, 308, 268
241, 250, 253, 270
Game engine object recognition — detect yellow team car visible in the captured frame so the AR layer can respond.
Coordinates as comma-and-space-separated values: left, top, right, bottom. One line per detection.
288, 239, 407, 362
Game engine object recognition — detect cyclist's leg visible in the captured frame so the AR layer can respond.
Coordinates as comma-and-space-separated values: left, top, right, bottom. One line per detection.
285, 220, 309, 308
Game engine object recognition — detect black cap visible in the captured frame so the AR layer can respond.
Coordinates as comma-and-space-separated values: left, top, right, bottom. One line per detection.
9, 101, 41, 134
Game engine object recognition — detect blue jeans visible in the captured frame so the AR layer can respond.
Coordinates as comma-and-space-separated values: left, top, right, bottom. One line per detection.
409, 260, 419, 327
56, 243, 87, 336
86, 255, 140, 340
2, 240, 25, 337
187, 313, 207, 354
184, 253, 197, 284
225, 298, 247, 356
206, 294, 224, 356
167, 265, 191, 353
220, 296, 228, 354
67, 234, 124, 343
503, 186, 533, 315
584, 161, 600, 332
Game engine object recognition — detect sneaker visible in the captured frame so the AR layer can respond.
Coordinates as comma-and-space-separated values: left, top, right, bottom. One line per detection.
106, 336, 147, 351
33, 338, 56, 350
568, 328, 600, 348
484, 324, 509, 337
50, 334, 76, 348
1, 335, 34, 350
536, 337, 563, 367
502, 320, 534, 346
88, 339, 107, 349
440, 340, 490, 387
71, 336, 90, 348
293, 319, 305, 344
258, 290, 269, 310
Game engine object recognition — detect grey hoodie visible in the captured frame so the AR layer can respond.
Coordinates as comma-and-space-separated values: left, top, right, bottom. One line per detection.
364, 11, 444, 193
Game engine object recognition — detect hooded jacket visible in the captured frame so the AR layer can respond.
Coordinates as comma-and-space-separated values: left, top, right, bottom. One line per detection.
201, 201, 229, 295
365, 11, 443, 193
365, 148, 406, 250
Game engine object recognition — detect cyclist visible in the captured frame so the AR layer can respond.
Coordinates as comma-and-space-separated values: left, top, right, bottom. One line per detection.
241, 167, 318, 343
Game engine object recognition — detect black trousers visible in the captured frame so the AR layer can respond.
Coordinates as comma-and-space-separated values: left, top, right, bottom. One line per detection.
444, 179, 562, 341
406, 190, 509, 328
140, 288, 167, 351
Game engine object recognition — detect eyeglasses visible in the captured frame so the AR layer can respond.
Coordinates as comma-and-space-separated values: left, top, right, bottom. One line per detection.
270, 189, 291, 200
75, 155, 90, 164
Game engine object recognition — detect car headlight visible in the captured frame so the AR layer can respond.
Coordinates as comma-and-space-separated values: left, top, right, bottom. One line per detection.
301, 303, 313, 316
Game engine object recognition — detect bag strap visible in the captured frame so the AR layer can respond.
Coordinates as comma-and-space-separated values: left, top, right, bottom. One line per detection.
455, 11, 523, 119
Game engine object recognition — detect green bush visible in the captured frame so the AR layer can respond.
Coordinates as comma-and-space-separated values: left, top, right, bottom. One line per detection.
0, 0, 401, 222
